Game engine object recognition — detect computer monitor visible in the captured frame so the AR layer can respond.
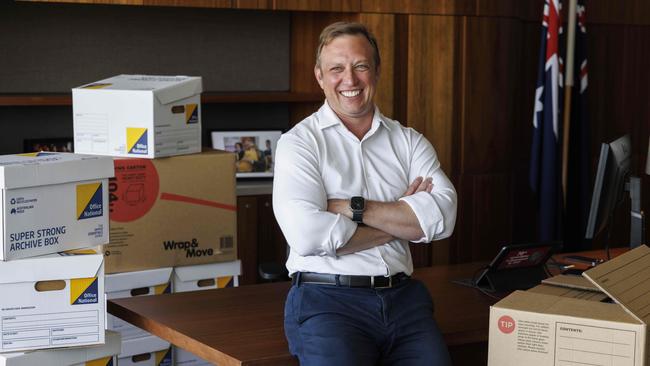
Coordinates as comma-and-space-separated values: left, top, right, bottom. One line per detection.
585, 135, 632, 243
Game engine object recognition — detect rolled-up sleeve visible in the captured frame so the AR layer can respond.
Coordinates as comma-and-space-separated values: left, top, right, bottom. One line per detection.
272, 133, 357, 257
398, 132, 457, 243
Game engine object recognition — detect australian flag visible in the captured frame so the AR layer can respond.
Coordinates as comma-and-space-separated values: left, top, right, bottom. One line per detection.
530, 0, 563, 243
530, 0, 590, 247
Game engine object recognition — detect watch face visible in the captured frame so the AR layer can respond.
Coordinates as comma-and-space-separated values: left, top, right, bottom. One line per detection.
350, 196, 365, 210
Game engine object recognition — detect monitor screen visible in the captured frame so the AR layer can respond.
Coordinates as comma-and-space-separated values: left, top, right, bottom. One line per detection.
585, 134, 631, 240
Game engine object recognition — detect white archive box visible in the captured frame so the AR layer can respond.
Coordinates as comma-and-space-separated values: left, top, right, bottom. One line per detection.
72, 74, 203, 159
118, 335, 172, 366
0, 331, 120, 366
0, 152, 113, 260
105, 267, 173, 341
0, 250, 105, 353
172, 259, 241, 293
172, 260, 240, 365
488, 245, 650, 366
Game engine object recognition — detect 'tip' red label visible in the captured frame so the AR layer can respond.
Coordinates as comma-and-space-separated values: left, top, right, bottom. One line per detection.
498, 315, 516, 334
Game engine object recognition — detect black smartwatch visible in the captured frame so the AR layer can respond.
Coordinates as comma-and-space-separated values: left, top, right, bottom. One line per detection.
350, 196, 365, 223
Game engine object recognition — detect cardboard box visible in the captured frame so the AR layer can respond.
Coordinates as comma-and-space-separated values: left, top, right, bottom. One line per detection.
172, 260, 241, 292
488, 245, 650, 366
103, 150, 237, 273
0, 250, 105, 352
118, 335, 172, 366
105, 268, 173, 341
73, 74, 202, 159
0, 152, 113, 260
0, 331, 120, 366
172, 260, 240, 365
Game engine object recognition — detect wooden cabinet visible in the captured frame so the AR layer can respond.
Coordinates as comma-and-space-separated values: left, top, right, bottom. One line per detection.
237, 194, 288, 285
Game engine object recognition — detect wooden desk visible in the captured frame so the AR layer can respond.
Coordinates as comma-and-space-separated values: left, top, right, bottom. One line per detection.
108, 262, 495, 366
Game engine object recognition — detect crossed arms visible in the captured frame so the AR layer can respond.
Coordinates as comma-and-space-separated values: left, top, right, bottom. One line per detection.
272, 132, 457, 258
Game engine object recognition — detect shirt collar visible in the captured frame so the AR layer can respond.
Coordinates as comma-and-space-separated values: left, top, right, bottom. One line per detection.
317, 100, 392, 132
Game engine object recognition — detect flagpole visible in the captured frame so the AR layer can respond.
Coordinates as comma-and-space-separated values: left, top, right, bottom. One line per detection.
562, 0, 578, 208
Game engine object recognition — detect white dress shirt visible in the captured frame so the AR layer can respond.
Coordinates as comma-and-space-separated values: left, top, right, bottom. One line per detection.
272, 102, 457, 276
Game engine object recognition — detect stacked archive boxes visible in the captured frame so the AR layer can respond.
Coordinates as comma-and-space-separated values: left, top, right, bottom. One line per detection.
0, 152, 120, 365
72, 75, 242, 365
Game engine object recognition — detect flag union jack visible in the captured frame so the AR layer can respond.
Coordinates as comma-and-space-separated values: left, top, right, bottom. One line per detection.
530, 0, 563, 241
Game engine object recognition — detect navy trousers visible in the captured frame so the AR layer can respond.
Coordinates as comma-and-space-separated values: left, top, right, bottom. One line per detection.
284, 278, 452, 366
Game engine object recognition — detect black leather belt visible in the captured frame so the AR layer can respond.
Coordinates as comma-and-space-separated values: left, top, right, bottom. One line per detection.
292, 272, 410, 289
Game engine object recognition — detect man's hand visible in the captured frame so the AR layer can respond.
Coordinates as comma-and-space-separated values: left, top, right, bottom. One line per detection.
403, 176, 433, 197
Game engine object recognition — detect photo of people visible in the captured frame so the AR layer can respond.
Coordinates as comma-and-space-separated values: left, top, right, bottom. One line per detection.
211, 131, 281, 178
23, 138, 73, 153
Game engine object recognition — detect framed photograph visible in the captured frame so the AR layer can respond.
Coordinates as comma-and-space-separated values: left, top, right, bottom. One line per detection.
23, 137, 74, 153
211, 130, 282, 178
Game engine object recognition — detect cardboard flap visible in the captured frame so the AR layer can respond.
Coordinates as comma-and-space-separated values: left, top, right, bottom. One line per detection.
155, 77, 202, 105
0, 153, 114, 189
174, 260, 241, 283
105, 267, 173, 293
120, 335, 170, 358
0, 331, 120, 364
542, 274, 601, 292
583, 245, 650, 324
0, 252, 103, 284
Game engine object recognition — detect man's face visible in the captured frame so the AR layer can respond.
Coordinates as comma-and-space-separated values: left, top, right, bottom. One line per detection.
315, 35, 378, 122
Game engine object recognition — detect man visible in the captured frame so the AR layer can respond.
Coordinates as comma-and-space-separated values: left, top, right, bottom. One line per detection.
273, 21, 457, 366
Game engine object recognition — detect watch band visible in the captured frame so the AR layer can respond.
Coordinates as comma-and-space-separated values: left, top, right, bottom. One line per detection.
352, 211, 363, 223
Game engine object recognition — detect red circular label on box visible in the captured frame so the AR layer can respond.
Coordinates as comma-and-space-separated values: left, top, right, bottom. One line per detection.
498, 315, 516, 334
109, 159, 159, 222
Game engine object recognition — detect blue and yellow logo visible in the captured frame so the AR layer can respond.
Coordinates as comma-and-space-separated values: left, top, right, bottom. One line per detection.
86, 356, 114, 366
77, 183, 103, 220
154, 283, 172, 295
185, 103, 199, 124
127, 127, 148, 155
70, 277, 99, 305
217, 276, 234, 288
155, 348, 173, 366
18, 152, 59, 157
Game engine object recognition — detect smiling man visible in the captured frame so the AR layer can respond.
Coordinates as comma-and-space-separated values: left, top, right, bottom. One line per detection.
273, 22, 457, 366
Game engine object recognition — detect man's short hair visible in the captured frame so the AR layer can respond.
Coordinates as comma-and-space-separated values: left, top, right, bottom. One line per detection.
315, 22, 380, 71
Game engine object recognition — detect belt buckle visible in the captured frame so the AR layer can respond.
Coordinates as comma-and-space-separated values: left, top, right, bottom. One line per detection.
371, 276, 392, 289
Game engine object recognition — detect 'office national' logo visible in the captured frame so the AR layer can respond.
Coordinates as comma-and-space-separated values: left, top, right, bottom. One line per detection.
127, 127, 148, 155
77, 182, 103, 220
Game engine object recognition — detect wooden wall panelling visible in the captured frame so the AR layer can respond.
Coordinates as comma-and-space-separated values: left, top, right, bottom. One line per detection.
274, 0, 360, 12
456, 16, 523, 262
361, 0, 475, 16
360, 13, 395, 118
475, 0, 542, 21
407, 15, 463, 264
234, 0, 272, 9
141, 0, 231, 7
588, 0, 650, 26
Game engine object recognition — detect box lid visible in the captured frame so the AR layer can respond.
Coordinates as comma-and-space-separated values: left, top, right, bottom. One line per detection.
0, 152, 114, 189
105, 267, 173, 293
119, 335, 170, 358
583, 245, 650, 325
174, 260, 241, 283
0, 250, 103, 284
0, 331, 120, 366
493, 290, 640, 325
74, 74, 202, 105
